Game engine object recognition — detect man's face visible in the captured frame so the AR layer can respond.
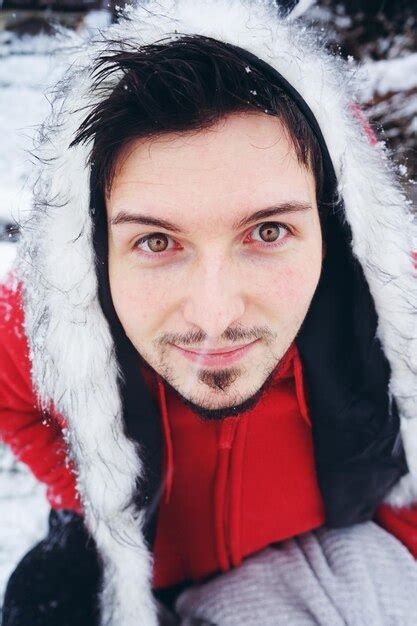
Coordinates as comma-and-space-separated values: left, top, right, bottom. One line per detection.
107, 112, 323, 418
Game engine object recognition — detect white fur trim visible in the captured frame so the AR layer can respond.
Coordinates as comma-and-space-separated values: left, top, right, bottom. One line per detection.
13, 0, 417, 622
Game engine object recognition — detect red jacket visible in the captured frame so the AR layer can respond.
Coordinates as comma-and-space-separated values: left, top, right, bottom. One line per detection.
1, 279, 417, 588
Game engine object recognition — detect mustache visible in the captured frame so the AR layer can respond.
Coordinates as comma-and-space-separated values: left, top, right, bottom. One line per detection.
156, 325, 276, 347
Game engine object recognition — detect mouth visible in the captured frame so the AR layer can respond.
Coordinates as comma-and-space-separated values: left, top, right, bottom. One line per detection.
170, 339, 260, 367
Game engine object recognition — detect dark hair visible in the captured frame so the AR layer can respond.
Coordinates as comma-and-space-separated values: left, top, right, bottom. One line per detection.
71, 35, 325, 205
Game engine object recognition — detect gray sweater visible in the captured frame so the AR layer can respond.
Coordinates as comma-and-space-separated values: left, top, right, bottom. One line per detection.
171, 522, 417, 626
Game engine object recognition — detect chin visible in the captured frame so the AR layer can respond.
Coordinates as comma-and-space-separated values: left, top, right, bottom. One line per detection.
165, 366, 277, 421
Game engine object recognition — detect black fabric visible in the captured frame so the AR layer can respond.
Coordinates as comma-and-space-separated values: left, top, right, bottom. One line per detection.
296, 213, 408, 525
1, 510, 102, 626
89, 42, 408, 545
1, 510, 188, 625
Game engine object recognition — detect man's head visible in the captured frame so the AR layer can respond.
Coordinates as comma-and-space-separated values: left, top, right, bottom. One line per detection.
72, 36, 326, 419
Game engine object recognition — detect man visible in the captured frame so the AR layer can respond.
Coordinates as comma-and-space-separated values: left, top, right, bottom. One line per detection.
1, 1, 417, 625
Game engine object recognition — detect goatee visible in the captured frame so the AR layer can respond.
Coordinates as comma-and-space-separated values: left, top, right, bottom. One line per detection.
166, 365, 277, 421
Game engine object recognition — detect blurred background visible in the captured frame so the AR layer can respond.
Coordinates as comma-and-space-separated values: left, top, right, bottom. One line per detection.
0, 0, 416, 611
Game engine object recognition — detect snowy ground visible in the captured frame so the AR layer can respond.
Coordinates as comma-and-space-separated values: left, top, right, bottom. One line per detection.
0, 0, 416, 613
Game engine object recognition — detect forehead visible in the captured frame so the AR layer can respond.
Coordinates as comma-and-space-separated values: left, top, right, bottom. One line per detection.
107, 112, 316, 224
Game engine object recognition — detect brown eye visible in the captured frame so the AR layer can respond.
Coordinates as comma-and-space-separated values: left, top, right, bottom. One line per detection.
146, 233, 169, 253
247, 222, 290, 248
258, 222, 282, 242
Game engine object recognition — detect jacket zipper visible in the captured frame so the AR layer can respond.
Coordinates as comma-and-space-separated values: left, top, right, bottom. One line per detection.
215, 419, 237, 572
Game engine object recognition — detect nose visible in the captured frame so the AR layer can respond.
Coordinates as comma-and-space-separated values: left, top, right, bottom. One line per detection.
181, 252, 245, 339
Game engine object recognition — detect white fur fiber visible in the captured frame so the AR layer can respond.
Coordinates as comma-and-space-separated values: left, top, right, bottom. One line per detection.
13, 0, 417, 623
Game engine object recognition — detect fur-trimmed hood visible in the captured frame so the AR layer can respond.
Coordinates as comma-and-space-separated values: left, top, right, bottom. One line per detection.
13, 1, 417, 624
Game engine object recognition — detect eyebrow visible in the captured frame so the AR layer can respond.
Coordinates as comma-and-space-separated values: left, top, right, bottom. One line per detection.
110, 201, 312, 232
110, 212, 184, 233
234, 202, 312, 229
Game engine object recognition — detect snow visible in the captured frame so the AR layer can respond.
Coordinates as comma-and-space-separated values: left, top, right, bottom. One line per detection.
359, 53, 417, 102
0, 32, 68, 223
83, 9, 112, 32
0, 245, 16, 281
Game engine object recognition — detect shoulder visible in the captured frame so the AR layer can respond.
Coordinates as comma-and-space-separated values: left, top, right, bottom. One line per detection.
0, 273, 38, 410
0, 273, 31, 368
0, 273, 68, 427
0, 271, 31, 357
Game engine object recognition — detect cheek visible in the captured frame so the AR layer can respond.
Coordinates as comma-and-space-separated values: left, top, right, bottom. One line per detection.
108, 264, 170, 338
254, 252, 322, 320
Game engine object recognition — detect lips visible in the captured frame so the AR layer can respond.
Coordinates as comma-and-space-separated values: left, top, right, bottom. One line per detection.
171, 339, 260, 367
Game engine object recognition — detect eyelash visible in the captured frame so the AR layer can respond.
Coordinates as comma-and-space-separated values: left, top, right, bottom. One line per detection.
133, 222, 293, 258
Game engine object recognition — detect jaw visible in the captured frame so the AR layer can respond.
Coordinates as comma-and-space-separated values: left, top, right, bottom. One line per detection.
157, 356, 281, 421
162, 371, 275, 420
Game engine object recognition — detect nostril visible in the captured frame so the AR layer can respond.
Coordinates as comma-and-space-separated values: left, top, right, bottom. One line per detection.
181, 298, 246, 339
